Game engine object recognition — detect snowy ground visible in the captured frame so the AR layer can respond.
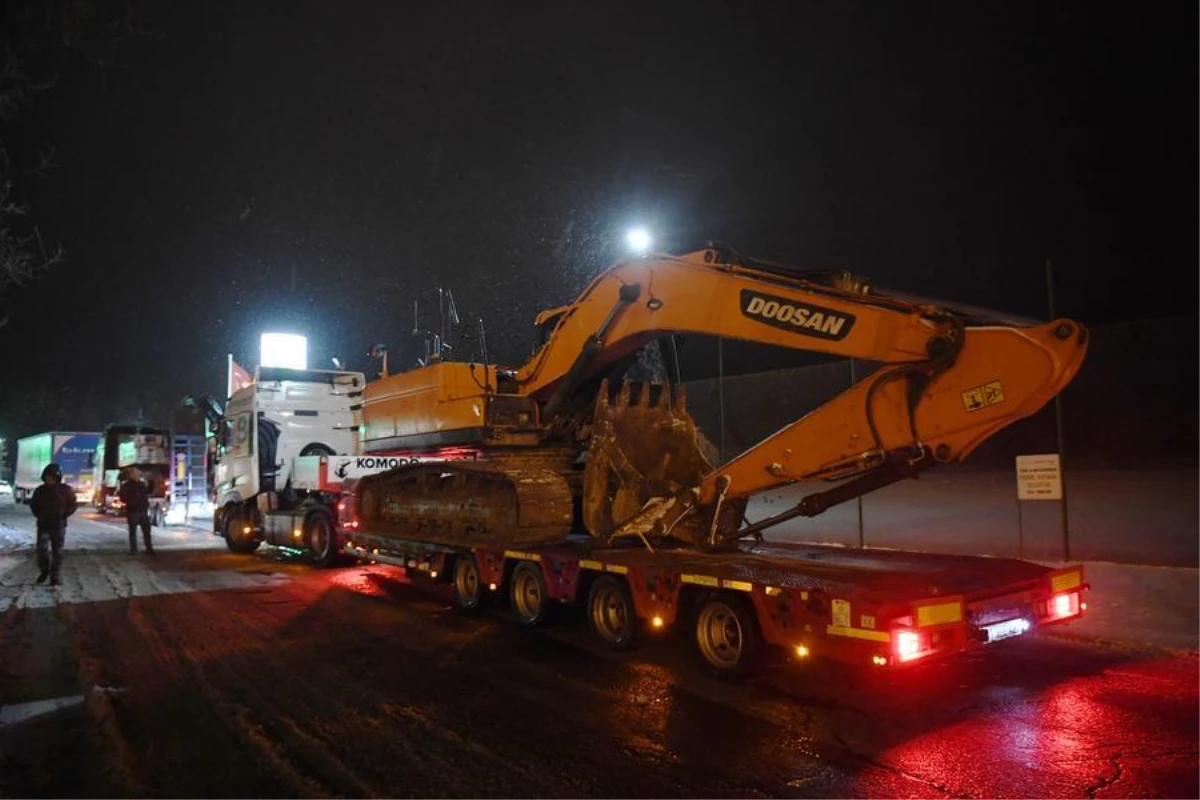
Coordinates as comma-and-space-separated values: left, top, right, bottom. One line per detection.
0, 499, 289, 612
0, 496, 219, 553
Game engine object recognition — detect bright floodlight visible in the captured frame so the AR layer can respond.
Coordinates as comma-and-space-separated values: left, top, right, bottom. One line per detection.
260, 333, 308, 370
626, 227, 652, 253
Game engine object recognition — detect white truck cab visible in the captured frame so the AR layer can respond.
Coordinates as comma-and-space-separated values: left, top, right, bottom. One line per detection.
213, 366, 365, 508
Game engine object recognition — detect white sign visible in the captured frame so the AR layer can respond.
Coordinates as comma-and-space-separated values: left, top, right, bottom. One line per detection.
324, 455, 441, 483
1016, 453, 1062, 501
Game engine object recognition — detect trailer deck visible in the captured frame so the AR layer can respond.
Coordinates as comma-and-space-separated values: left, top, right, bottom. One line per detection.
341, 524, 1088, 675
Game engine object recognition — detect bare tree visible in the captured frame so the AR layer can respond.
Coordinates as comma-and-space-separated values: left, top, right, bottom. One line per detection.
0, 0, 156, 327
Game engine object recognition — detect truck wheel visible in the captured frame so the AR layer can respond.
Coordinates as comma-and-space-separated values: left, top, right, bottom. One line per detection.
304, 509, 337, 567
510, 560, 551, 627
588, 575, 637, 651
453, 555, 485, 614
693, 593, 763, 679
222, 506, 261, 554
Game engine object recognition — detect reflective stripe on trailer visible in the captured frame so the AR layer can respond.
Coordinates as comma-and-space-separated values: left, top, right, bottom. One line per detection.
826, 625, 891, 642
915, 598, 964, 627
504, 550, 542, 562
1050, 569, 1083, 593
680, 574, 752, 591
578, 560, 627, 574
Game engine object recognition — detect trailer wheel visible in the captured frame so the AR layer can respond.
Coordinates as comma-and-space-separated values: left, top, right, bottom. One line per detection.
693, 593, 763, 679
588, 575, 637, 651
510, 560, 550, 627
304, 509, 337, 567
453, 554, 485, 614
222, 505, 261, 554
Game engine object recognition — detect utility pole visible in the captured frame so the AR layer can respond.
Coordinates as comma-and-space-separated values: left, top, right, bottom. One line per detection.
717, 337, 726, 464
850, 359, 864, 548
1046, 258, 1071, 561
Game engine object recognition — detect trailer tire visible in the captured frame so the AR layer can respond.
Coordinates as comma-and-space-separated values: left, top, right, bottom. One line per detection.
692, 592, 763, 679
304, 508, 337, 567
588, 575, 637, 651
510, 560, 551, 627
453, 554, 485, 614
222, 505, 261, 554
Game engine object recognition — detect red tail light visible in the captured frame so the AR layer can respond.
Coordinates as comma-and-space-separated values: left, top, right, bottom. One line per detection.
895, 630, 921, 660
1048, 592, 1079, 619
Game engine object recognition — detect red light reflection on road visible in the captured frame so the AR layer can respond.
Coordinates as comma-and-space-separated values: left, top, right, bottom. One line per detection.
876, 679, 1134, 796
325, 565, 407, 598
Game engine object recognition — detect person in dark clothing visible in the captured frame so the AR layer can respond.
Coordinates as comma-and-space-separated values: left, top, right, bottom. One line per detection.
29, 463, 78, 585
117, 468, 155, 555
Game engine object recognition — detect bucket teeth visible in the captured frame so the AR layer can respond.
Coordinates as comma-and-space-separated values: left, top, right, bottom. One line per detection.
617, 380, 633, 407
654, 383, 670, 410
583, 377, 713, 542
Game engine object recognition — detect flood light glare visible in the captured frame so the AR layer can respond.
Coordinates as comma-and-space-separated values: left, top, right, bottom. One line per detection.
626, 227, 652, 253
261, 333, 308, 369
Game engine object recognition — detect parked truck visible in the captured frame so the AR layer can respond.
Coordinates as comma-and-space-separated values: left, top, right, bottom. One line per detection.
93, 424, 172, 524
212, 244, 1090, 677
14, 431, 99, 504
165, 397, 222, 525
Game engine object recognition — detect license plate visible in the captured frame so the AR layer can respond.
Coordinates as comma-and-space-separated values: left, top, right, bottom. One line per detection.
983, 617, 1030, 643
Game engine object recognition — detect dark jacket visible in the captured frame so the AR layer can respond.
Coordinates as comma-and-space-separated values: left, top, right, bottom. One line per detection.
117, 479, 150, 515
30, 483, 78, 530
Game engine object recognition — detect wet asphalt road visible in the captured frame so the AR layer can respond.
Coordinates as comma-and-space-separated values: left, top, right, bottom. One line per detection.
0, 536, 1196, 798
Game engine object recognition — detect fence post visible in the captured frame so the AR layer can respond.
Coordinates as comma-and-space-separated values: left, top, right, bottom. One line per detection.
1046, 258, 1071, 561
717, 336, 726, 465
849, 358, 864, 548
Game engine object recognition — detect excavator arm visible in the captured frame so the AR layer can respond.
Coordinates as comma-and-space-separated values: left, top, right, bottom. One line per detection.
517, 247, 1087, 548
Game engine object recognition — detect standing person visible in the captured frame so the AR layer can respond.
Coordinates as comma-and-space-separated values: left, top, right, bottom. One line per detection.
118, 468, 154, 555
29, 463, 78, 586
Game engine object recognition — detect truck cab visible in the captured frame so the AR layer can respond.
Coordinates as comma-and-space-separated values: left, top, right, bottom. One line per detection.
213, 366, 365, 506
212, 366, 366, 558
93, 425, 171, 518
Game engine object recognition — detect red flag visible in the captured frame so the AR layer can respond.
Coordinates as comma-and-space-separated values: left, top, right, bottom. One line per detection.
227, 354, 253, 398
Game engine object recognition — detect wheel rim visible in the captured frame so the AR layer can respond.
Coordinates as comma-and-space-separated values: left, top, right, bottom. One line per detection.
456, 559, 480, 608
697, 601, 743, 669
591, 585, 630, 643
309, 517, 330, 558
513, 568, 543, 621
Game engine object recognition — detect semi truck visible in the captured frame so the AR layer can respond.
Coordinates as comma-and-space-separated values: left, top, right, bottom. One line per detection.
93, 424, 172, 524
13, 431, 99, 504
211, 244, 1090, 678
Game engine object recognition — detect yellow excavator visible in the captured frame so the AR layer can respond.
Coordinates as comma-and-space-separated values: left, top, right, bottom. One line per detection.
355, 244, 1086, 551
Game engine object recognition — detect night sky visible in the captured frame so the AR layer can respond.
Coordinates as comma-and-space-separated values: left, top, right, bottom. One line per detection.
0, 0, 1195, 437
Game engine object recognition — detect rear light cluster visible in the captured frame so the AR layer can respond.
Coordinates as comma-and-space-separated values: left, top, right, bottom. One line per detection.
889, 625, 960, 663
1042, 591, 1082, 620
895, 630, 921, 659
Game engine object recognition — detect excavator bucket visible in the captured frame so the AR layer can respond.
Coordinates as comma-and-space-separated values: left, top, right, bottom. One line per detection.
582, 379, 715, 540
